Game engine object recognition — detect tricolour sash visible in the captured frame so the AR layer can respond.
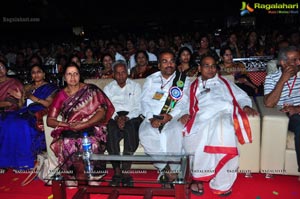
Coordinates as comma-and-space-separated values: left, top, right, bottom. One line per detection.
159, 71, 186, 131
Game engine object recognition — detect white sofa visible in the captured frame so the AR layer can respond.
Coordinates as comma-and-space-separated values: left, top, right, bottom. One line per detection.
84, 77, 261, 175
256, 96, 299, 176
43, 77, 261, 173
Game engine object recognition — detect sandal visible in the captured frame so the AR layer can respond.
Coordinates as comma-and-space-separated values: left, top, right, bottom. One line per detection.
159, 173, 174, 189
109, 174, 122, 187
218, 189, 232, 197
122, 175, 133, 187
190, 181, 204, 196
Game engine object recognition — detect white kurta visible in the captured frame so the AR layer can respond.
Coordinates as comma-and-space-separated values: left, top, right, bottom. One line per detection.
139, 71, 190, 171
183, 75, 252, 193
103, 79, 142, 119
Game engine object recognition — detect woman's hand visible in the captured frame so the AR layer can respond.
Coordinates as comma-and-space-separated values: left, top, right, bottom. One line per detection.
7, 87, 23, 99
69, 121, 88, 131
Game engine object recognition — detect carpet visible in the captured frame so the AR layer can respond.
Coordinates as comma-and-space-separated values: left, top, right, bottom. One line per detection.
0, 169, 299, 199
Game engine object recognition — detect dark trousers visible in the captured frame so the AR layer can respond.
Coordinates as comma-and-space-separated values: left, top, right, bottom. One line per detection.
288, 114, 300, 172
106, 116, 143, 171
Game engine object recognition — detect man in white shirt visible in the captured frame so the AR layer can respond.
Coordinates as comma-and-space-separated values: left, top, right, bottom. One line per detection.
138, 49, 190, 187
103, 60, 143, 187
107, 43, 126, 62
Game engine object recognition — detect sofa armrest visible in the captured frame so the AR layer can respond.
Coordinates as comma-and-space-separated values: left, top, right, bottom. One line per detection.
238, 97, 261, 173
255, 96, 289, 174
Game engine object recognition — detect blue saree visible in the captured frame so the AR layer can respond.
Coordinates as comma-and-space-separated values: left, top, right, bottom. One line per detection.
0, 83, 58, 169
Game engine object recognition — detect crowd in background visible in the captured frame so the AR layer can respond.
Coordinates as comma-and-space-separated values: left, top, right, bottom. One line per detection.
0, 26, 299, 85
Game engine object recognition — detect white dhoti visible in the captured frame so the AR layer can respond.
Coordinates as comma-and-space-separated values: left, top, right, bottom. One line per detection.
183, 75, 252, 193
139, 119, 184, 171
183, 110, 239, 193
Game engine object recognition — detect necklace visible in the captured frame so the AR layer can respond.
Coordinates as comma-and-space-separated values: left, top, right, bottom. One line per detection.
160, 74, 174, 89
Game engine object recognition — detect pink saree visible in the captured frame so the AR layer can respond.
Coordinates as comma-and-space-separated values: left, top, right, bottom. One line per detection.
48, 84, 114, 168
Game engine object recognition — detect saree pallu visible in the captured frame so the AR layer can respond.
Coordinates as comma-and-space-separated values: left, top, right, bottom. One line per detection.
0, 83, 58, 169
49, 84, 114, 169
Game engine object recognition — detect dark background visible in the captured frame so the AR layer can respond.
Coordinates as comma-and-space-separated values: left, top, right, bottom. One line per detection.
1, 0, 299, 42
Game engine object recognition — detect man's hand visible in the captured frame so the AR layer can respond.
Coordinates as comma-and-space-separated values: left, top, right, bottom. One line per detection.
149, 118, 162, 128
243, 106, 259, 116
280, 105, 300, 116
115, 115, 128, 130
281, 65, 297, 82
178, 114, 190, 125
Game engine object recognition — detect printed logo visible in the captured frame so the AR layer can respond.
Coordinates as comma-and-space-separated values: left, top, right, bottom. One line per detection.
240, 2, 255, 16
240, 2, 299, 15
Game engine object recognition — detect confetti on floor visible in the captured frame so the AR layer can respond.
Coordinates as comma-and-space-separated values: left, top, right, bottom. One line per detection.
273, 191, 279, 195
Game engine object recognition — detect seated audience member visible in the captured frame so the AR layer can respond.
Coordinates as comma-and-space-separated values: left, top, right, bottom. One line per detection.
264, 46, 300, 179
69, 54, 82, 68
47, 63, 115, 180
0, 60, 24, 112
100, 53, 115, 79
138, 49, 190, 187
0, 64, 58, 171
219, 46, 258, 96
130, 50, 158, 79
81, 46, 98, 65
129, 38, 157, 69
222, 32, 242, 58
28, 54, 43, 68
176, 46, 198, 77
103, 61, 144, 187
180, 55, 258, 196
193, 34, 220, 64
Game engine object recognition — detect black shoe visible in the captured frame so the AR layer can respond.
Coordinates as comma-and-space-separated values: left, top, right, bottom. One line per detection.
122, 175, 133, 187
109, 175, 122, 187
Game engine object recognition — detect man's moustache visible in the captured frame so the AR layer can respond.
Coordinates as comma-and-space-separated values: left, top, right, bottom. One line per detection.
166, 66, 174, 69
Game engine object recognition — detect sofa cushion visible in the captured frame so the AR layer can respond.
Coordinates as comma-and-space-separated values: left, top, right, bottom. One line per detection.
286, 131, 295, 150
84, 78, 146, 90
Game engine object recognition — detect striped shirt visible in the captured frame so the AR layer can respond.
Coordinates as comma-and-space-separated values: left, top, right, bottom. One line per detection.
264, 69, 300, 106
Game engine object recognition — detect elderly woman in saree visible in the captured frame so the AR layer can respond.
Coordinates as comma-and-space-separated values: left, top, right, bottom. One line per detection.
0, 64, 58, 171
47, 62, 114, 175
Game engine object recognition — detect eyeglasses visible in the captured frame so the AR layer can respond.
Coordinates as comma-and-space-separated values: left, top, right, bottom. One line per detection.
202, 64, 217, 69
